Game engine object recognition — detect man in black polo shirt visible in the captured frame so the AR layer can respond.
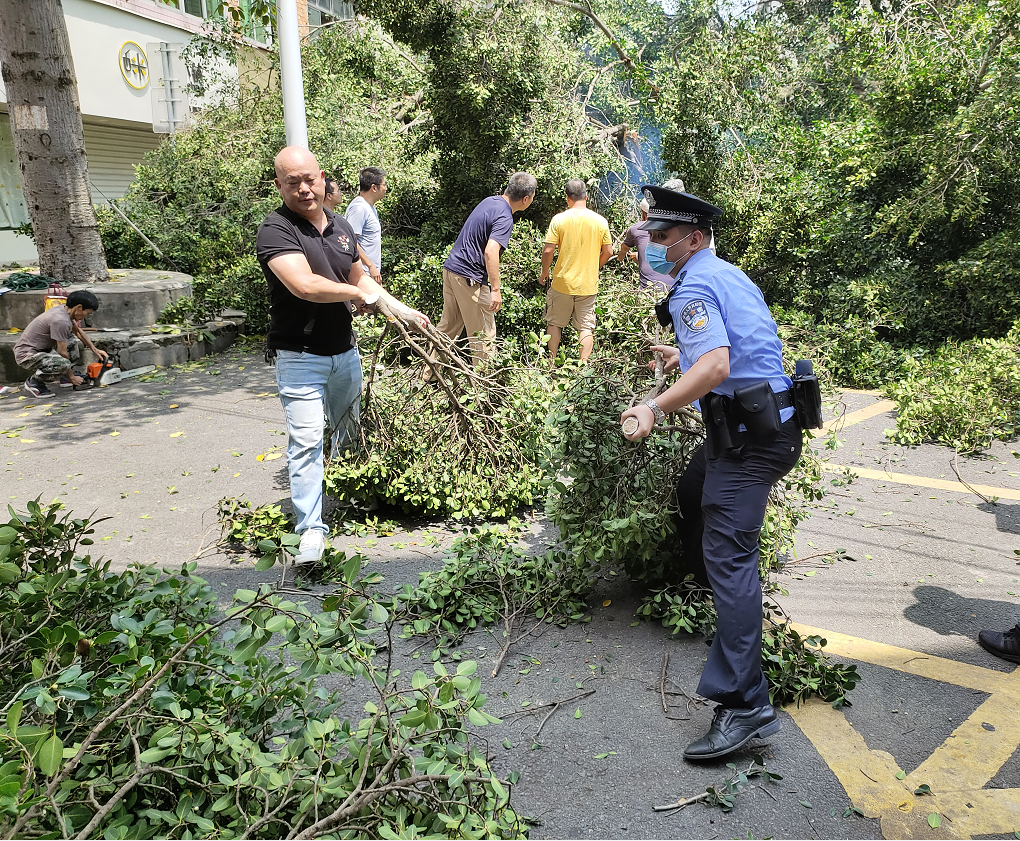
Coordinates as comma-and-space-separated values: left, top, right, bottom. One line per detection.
257, 146, 428, 566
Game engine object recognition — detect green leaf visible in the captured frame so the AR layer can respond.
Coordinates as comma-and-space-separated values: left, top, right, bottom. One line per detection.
139, 747, 173, 763
914, 784, 931, 795
896, 770, 906, 780
467, 707, 488, 727
254, 553, 276, 571
799, 800, 812, 809
37, 733, 63, 776
6, 701, 22, 736
927, 813, 941, 829
0, 526, 16, 545
0, 563, 19, 584
232, 632, 270, 663
574, 707, 582, 719
371, 602, 389, 624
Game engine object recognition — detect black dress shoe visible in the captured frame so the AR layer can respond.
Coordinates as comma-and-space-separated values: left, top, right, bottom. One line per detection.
684, 704, 782, 760
978, 624, 1020, 664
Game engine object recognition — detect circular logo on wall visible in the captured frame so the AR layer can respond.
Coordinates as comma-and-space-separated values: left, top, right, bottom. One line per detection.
119, 42, 149, 90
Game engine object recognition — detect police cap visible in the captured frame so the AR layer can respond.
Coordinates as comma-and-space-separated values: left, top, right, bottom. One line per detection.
638, 184, 722, 231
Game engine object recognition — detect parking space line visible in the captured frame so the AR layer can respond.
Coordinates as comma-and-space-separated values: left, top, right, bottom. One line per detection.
819, 463, 1020, 501
787, 625, 1020, 839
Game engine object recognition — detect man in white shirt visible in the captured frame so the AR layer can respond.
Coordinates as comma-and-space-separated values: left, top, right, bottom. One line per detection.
344, 167, 386, 284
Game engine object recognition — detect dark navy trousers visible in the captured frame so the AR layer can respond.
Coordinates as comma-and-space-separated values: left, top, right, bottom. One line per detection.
674, 419, 802, 709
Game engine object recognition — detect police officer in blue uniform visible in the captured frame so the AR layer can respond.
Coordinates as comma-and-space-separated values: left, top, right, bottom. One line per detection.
621, 184, 802, 760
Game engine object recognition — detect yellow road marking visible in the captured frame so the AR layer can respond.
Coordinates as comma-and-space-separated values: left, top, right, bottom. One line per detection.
787, 626, 1020, 838
822, 399, 897, 432
790, 624, 1014, 693
820, 463, 1020, 501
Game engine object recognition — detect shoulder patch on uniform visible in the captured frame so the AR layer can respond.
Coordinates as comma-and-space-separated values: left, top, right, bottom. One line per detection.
680, 299, 710, 332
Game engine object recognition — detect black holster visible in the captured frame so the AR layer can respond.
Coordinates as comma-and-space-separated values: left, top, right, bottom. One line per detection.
701, 392, 740, 459
702, 382, 790, 458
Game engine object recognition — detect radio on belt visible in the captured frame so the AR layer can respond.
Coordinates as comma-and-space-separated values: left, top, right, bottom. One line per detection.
792, 359, 823, 429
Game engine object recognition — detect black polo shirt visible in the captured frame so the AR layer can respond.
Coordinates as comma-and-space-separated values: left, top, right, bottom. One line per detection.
256, 204, 360, 356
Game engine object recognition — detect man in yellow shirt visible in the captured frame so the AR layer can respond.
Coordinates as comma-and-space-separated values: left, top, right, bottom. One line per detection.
539, 179, 613, 364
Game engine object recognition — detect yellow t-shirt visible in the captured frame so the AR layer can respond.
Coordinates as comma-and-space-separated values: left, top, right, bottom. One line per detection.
545, 206, 611, 296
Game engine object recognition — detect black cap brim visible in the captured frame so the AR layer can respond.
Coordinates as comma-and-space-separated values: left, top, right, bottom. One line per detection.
638, 219, 681, 231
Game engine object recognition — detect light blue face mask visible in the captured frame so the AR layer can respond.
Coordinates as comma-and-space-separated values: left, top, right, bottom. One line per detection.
645, 229, 696, 276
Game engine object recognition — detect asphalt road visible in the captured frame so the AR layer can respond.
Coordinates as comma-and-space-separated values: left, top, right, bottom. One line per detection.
2, 347, 1018, 840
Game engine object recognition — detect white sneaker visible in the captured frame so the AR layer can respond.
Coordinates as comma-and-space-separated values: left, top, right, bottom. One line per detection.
294, 529, 327, 566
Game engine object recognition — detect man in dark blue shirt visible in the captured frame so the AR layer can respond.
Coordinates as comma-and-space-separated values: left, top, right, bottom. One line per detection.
621, 184, 802, 762
437, 173, 537, 364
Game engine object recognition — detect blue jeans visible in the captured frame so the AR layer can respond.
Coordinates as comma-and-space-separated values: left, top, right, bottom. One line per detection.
275, 347, 362, 535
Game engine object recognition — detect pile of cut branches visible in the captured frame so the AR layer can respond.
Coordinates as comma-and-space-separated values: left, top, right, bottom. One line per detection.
543, 287, 704, 584
325, 305, 555, 518
0, 502, 525, 839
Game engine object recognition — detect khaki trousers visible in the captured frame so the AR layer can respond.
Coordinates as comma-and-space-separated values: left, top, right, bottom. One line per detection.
436, 268, 496, 365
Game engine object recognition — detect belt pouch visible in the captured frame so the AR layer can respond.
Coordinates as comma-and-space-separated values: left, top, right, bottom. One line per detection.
701, 392, 738, 459
792, 361, 824, 429
733, 381, 781, 446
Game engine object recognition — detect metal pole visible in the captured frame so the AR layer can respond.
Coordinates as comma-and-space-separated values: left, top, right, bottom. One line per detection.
277, 0, 308, 148
159, 42, 175, 134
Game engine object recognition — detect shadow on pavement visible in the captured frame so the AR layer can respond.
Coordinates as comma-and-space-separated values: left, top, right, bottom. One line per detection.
977, 501, 1020, 535
903, 584, 1017, 639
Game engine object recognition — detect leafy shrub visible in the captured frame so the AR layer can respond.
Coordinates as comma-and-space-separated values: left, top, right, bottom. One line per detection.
217, 495, 291, 550
0, 502, 524, 839
324, 334, 555, 518
761, 610, 861, 709
544, 352, 699, 585
397, 523, 590, 642
886, 319, 1020, 452
159, 256, 270, 332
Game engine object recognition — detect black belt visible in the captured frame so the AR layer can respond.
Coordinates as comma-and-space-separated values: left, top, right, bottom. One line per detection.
714, 388, 794, 410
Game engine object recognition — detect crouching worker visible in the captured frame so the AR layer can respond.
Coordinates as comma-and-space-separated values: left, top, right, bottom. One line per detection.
14, 290, 107, 398
257, 146, 430, 568
620, 184, 801, 761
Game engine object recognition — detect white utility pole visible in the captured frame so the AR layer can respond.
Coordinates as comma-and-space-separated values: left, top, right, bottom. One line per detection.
277, 0, 308, 148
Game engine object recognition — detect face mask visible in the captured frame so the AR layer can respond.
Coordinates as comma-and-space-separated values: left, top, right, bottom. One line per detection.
646, 230, 695, 276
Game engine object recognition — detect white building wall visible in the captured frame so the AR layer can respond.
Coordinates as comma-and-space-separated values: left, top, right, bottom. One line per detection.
0, 0, 239, 264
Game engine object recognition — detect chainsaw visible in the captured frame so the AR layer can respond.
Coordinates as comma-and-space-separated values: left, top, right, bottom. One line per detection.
80, 358, 156, 388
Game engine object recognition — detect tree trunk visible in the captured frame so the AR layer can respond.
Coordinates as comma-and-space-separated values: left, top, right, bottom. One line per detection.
0, 0, 108, 283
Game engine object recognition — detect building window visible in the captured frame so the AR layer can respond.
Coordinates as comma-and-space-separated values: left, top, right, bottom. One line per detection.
307, 0, 353, 33
161, 0, 213, 18
239, 0, 270, 42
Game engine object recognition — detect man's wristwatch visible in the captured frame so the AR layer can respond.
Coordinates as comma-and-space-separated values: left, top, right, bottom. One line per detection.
645, 399, 666, 426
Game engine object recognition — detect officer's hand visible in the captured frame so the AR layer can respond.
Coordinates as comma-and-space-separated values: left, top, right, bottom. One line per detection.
649, 344, 680, 374
620, 404, 655, 441
488, 289, 502, 313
